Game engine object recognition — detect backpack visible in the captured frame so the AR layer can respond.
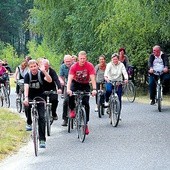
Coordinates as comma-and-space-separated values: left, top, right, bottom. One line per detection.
28, 70, 43, 85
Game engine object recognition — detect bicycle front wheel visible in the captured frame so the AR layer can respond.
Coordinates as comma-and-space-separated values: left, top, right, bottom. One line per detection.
68, 118, 74, 133
97, 93, 102, 118
77, 107, 86, 142
32, 110, 39, 156
3, 87, 10, 108
110, 96, 121, 127
46, 107, 52, 136
125, 81, 136, 103
6, 81, 11, 95
157, 85, 162, 112
0, 90, 3, 107
16, 96, 22, 113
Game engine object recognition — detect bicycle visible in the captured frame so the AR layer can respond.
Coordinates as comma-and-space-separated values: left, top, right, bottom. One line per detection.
97, 81, 105, 118
68, 91, 90, 142
154, 71, 163, 112
28, 97, 46, 156
123, 80, 136, 103
108, 81, 123, 127
16, 79, 24, 113
5, 73, 11, 95
43, 90, 57, 136
0, 81, 10, 108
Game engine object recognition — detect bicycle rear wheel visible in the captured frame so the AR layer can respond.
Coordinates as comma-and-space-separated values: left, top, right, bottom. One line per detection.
125, 81, 136, 103
68, 118, 74, 133
46, 107, 52, 136
110, 96, 121, 127
97, 94, 102, 118
6, 81, 10, 95
3, 87, 10, 108
0, 90, 4, 107
157, 85, 162, 112
32, 110, 39, 156
16, 96, 22, 113
77, 107, 86, 142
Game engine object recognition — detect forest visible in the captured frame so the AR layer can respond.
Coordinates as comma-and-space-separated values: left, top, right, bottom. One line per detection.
0, 0, 170, 84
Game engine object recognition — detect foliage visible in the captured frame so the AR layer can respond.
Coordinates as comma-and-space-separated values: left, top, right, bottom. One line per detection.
29, 0, 170, 71
0, 41, 22, 72
26, 40, 63, 72
0, 0, 33, 55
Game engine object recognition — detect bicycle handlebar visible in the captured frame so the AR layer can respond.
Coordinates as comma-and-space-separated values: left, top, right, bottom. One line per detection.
108, 80, 125, 85
43, 90, 57, 96
28, 97, 46, 105
72, 91, 91, 96
153, 70, 164, 76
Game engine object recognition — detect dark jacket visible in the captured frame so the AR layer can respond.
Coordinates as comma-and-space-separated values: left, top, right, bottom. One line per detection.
148, 53, 169, 69
43, 67, 61, 91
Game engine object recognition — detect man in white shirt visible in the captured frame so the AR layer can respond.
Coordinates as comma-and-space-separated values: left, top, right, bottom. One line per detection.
148, 45, 169, 105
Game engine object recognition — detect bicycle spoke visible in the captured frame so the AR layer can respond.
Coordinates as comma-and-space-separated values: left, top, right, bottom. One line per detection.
126, 81, 136, 103
110, 98, 120, 127
77, 107, 86, 142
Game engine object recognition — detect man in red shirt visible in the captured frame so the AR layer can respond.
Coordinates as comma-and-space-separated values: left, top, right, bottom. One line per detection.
67, 51, 97, 134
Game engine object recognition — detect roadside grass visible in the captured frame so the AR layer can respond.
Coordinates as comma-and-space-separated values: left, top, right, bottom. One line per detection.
0, 108, 29, 161
9, 76, 15, 88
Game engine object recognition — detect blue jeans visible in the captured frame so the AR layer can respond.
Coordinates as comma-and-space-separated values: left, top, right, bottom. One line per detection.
105, 83, 122, 108
149, 73, 170, 100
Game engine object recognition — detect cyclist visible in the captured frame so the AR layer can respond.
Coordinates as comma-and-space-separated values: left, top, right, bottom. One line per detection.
59, 55, 73, 126
104, 53, 128, 109
94, 55, 106, 112
72, 55, 78, 63
148, 45, 169, 105
41, 59, 62, 120
2, 59, 12, 73
0, 60, 8, 84
23, 59, 52, 148
14, 61, 29, 97
118, 48, 129, 69
67, 51, 97, 135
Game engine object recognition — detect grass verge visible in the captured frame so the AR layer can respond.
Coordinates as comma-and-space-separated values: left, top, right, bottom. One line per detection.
0, 108, 29, 161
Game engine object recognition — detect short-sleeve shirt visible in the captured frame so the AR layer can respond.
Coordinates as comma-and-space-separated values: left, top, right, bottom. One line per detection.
59, 63, 69, 82
24, 71, 45, 99
95, 64, 105, 83
69, 62, 95, 84
0, 67, 6, 76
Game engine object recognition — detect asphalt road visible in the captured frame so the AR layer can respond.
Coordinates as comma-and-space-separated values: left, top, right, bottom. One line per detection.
0, 89, 170, 170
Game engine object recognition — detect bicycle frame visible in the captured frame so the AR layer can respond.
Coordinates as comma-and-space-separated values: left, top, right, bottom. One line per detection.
44, 90, 57, 136
97, 81, 105, 118
28, 97, 46, 156
16, 79, 24, 112
0, 83, 10, 108
72, 91, 90, 142
154, 71, 163, 112
108, 81, 122, 127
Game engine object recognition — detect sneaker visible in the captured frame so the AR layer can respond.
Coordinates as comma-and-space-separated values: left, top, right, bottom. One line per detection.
26, 124, 32, 131
53, 114, 58, 120
150, 99, 155, 105
85, 125, 89, 135
39, 140, 46, 148
104, 102, 109, 107
95, 107, 98, 112
61, 94, 64, 99
61, 120, 68, 126
70, 110, 76, 118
